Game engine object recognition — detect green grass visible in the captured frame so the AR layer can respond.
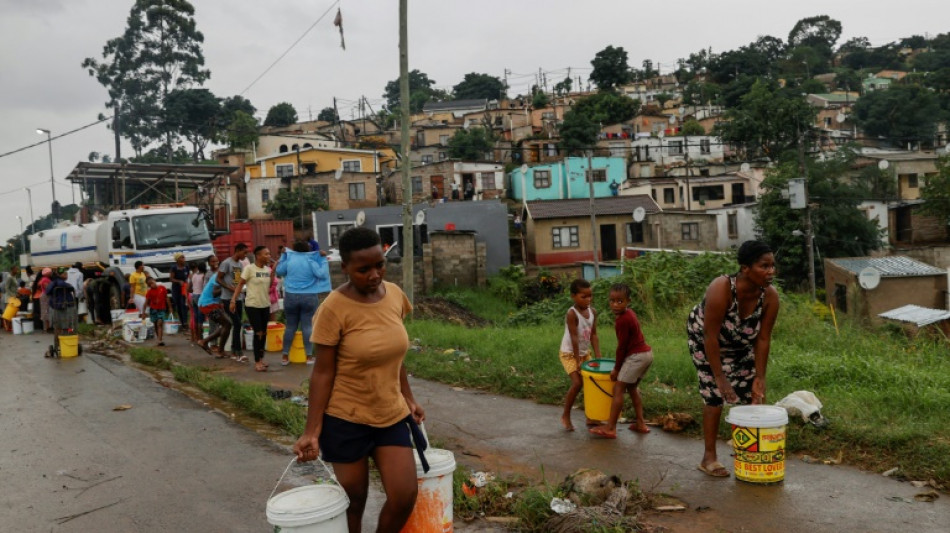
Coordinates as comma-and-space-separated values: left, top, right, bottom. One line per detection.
406, 288, 950, 485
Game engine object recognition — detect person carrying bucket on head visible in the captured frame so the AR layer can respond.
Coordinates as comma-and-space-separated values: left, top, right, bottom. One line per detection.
559, 279, 603, 432
688, 240, 780, 478
590, 283, 653, 439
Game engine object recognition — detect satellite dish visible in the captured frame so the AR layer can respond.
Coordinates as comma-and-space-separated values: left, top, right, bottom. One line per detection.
243, 171, 251, 184
836, 112, 846, 124
632, 207, 646, 222
520, 164, 528, 175
414, 210, 426, 225
678, 106, 686, 115
355, 211, 366, 227
334, 167, 344, 181
668, 115, 677, 124
740, 163, 751, 172
858, 267, 881, 290
878, 160, 890, 170
658, 130, 665, 139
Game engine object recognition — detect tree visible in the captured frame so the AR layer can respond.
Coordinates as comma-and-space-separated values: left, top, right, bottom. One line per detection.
853, 85, 940, 145
218, 95, 256, 139
654, 92, 674, 108
531, 91, 549, 109
165, 88, 220, 161
716, 79, 815, 161
553, 77, 573, 96
917, 156, 950, 236
589, 45, 634, 91
225, 110, 259, 150
682, 80, 720, 106
264, 102, 298, 127
82, 0, 210, 158
679, 119, 706, 136
787, 15, 842, 60
383, 69, 446, 114
832, 69, 863, 93
317, 107, 339, 123
447, 127, 494, 161
558, 109, 599, 156
452, 73, 506, 100
756, 149, 882, 289
572, 91, 640, 125
263, 188, 328, 229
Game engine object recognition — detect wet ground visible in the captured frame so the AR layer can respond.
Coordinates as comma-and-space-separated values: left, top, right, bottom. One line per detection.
30, 327, 950, 532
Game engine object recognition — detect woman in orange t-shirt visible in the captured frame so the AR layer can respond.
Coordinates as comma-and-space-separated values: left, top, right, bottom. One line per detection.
294, 227, 425, 533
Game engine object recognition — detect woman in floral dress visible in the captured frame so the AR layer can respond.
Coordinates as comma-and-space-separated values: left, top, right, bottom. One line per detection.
687, 240, 780, 477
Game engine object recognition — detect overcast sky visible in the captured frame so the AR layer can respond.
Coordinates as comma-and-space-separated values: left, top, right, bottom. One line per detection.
1, 0, 947, 244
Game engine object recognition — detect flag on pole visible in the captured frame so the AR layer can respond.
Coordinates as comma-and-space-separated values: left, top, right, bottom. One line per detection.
333, 8, 345, 50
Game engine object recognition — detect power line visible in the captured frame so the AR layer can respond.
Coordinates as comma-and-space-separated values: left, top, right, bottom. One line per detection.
238, 0, 341, 96
0, 115, 112, 161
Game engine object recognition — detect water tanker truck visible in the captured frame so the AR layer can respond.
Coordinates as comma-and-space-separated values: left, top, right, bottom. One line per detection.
27, 204, 215, 310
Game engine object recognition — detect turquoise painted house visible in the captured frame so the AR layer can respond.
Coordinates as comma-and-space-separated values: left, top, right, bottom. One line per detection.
509, 157, 626, 202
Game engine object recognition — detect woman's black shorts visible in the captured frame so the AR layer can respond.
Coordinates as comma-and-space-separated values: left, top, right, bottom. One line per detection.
319, 414, 413, 463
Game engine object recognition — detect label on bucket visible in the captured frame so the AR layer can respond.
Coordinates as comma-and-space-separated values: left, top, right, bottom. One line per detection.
731, 424, 786, 483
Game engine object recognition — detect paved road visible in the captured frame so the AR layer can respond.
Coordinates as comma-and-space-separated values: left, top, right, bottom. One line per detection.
0, 332, 306, 532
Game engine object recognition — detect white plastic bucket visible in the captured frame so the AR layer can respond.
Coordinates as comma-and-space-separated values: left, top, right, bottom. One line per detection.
110, 309, 125, 322
12, 316, 24, 334
266, 484, 349, 533
19, 318, 34, 335
123, 320, 146, 343
164, 320, 180, 335
725, 405, 789, 484
402, 448, 456, 532
244, 326, 254, 350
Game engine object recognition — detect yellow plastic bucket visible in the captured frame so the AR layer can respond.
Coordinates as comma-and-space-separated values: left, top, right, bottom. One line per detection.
60, 335, 80, 358
580, 359, 615, 421
3, 297, 20, 321
726, 405, 789, 484
288, 330, 307, 363
266, 322, 285, 352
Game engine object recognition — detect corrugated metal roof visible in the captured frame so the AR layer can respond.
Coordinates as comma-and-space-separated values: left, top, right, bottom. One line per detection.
879, 305, 950, 326
829, 256, 945, 277
525, 195, 661, 220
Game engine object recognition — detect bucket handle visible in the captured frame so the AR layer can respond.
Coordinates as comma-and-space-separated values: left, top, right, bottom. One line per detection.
587, 374, 614, 398
268, 456, 351, 505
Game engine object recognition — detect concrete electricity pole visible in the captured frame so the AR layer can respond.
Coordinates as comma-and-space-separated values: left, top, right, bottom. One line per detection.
399, 0, 414, 303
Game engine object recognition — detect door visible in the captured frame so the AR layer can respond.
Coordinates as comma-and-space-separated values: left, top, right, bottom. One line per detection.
431, 175, 444, 199
731, 182, 745, 204
600, 224, 617, 261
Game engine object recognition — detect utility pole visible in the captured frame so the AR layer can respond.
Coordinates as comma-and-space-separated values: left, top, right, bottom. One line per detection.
25, 188, 34, 231
587, 151, 600, 278
296, 146, 305, 230
113, 100, 122, 161
399, 0, 414, 303
798, 126, 816, 301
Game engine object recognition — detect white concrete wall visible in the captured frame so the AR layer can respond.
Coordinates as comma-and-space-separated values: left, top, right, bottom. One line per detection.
246, 178, 283, 219
708, 205, 758, 250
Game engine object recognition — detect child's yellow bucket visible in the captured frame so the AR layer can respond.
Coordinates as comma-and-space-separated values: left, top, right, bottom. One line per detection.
725, 405, 789, 484
580, 359, 614, 421
59, 335, 80, 358
2, 297, 20, 320
265, 322, 285, 352
288, 330, 307, 363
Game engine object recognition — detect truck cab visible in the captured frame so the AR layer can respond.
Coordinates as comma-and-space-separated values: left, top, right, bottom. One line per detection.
106, 204, 215, 280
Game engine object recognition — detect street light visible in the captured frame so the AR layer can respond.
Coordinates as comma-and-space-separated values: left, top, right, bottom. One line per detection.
36, 128, 57, 218
15, 216, 25, 259
24, 188, 35, 232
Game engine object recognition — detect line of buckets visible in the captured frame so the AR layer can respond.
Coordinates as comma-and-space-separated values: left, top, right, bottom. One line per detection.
581, 358, 788, 484
267, 448, 457, 532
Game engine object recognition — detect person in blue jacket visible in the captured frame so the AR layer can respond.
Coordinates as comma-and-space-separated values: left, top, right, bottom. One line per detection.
276, 241, 330, 365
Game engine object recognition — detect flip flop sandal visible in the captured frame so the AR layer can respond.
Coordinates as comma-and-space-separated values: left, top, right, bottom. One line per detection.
588, 426, 617, 439
233, 355, 249, 363
697, 461, 730, 477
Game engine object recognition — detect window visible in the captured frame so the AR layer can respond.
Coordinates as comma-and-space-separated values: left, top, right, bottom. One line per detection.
534, 169, 551, 188
692, 185, 725, 202
727, 213, 738, 239
700, 138, 711, 154
908, 175, 919, 188
439, 135, 449, 146
302, 163, 317, 175
438, 151, 447, 161
681, 222, 699, 241
292, 144, 299, 151
307, 185, 329, 205
542, 112, 555, 120
663, 187, 675, 204
342, 160, 361, 172
834, 283, 848, 313
421, 155, 433, 164
545, 143, 558, 156
824, 117, 833, 127
261, 189, 270, 202
279, 145, 288, 153
349, 183, 366, 200
411, 176, 423, 194
586, 169, 607, 182
552, 226, 579, 248
626, 222, 644, 243
328, 223, 355, 248
275, 164, 295, 178
494, 116, 503, 126
480, 172, 496, 190
669, 140, 684, 155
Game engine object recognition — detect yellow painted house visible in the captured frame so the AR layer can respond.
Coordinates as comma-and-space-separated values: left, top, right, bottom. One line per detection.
247, 146, 397, 179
